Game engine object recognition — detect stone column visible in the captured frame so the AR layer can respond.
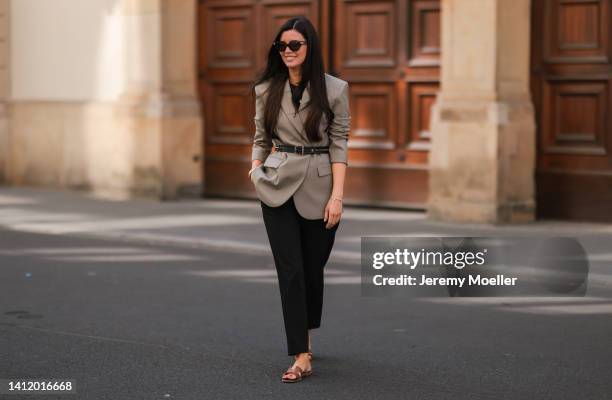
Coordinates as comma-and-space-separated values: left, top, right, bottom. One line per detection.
428, 0, 536, 223
117, 0, 202, 199
0, 0, 8, 183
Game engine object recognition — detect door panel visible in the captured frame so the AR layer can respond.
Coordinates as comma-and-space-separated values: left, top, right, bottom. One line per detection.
532, 0, 612, 221
334, 0, 439, 207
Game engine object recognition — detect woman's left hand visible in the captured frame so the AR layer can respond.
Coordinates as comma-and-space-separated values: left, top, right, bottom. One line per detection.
324, 197, 343, 229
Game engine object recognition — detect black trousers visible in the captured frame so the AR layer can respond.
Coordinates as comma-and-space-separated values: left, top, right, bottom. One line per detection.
260, 196, 339, 356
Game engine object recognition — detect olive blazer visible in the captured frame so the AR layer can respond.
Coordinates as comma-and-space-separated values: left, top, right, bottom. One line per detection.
250, 73, 350, 220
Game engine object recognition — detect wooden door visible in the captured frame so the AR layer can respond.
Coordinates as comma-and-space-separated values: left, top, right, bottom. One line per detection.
531, 0, 612, 221
333, 0, 440, 208
197, 0, 324, 199
197, 0, 439, 208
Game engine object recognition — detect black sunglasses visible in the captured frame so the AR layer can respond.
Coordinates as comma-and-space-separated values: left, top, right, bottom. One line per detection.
273, 40, 307, 52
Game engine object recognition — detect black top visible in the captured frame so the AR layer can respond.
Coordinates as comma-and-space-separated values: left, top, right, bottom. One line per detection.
289, 81, 307, 113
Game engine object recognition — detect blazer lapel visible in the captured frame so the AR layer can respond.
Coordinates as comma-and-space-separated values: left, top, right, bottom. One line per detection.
280, 79, 310, 141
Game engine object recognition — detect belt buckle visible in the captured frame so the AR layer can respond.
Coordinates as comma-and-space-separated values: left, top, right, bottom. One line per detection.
295, 145, 304, 155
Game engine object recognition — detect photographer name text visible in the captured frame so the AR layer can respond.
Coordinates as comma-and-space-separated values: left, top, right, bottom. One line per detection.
372, 274, 517, 287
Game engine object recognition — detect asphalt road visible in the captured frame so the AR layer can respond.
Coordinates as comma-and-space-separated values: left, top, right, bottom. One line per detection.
1, 228, 611, 400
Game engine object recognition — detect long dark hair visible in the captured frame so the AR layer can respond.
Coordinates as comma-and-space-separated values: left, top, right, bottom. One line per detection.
251, 16, 333, 143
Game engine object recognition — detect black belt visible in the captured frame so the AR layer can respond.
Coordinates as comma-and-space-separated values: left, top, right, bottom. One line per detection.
274, 144, 329, 155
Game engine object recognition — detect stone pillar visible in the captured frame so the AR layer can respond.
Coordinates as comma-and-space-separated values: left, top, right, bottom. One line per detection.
116, 0, 202, 199
428, 0, 536, 223
159, 0, 203, 199
0, 0, 8, 184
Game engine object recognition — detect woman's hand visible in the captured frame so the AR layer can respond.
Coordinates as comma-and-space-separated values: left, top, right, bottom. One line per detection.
248, 160, 263, 177
324, 196, 343, 229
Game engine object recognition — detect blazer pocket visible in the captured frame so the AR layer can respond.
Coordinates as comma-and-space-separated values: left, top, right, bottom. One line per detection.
317, 163, 332, 177
263, 153, 284, 168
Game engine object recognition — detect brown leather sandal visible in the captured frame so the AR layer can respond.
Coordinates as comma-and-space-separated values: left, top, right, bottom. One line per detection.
281, 365, 313, 383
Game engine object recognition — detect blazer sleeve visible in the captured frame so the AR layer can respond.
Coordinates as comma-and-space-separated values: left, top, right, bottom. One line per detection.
251, 84, 272, 162
328, 82, 351, 165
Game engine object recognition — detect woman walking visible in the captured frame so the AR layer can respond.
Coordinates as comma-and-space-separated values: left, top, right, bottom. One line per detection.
247, 16, 350, 383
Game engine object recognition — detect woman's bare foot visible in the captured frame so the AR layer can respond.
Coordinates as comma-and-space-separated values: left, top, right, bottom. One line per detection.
292, 353, 312, 374
281, 353, 313, 382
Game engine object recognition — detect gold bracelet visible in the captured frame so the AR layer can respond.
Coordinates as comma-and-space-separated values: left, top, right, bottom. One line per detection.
332, 196, 343, 202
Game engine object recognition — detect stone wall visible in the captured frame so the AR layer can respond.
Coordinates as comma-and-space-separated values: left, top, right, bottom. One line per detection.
4, 0, 203, 199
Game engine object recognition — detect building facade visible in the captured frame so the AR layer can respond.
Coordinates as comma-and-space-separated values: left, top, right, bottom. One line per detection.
0, 0, 610, 223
